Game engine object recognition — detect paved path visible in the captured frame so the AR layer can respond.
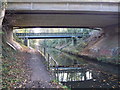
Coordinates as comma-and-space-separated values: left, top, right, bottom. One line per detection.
25, 49, 54, 88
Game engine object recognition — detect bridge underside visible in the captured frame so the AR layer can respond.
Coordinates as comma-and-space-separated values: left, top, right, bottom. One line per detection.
6, 10, 118, 28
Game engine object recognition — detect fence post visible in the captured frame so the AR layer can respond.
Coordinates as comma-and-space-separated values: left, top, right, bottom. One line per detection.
47, 54, 50, 70
56, 65, 59, 81
44, 47, 46, 56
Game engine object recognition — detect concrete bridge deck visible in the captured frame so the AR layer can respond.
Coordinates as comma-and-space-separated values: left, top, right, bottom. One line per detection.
5, 0, 119, 28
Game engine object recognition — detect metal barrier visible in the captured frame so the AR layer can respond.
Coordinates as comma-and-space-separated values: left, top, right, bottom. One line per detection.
38, 48, 60, 80
38, 49, 58, 70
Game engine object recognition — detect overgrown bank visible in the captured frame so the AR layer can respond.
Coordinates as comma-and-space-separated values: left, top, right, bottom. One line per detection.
2, 37, 31, 88
2, 32, 69, 89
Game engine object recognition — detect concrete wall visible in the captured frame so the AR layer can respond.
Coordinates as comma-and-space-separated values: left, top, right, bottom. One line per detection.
82, 26, 119, 58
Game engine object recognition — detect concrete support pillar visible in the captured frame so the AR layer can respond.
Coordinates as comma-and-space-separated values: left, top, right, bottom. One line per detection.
24, 38, 26, 46
24, 38, 29, 47
2, 12, 22, 50
72, 37, 77, 46
5, 26, 13, 42
74, 37, 77, 45
27, 38, 29, 47
2, 18, 13, 42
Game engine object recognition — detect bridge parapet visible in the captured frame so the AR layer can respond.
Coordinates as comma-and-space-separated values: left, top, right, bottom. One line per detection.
7, 0, 120, 3
5, 0, 119, 28
7, 0, 119, 12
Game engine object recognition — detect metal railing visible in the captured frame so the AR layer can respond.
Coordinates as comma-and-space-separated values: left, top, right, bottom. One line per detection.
15, 33, 89, 37
38, 49, 58, 69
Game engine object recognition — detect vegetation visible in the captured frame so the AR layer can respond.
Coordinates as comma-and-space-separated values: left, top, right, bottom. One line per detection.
2, 39, 21, 88
97, 55, 120, 64
39, 28, 90, 56
38, 28, 119, 65
50, 79, 71, 90
1, 30, 30, 88
0, 0, 7, 10
13, 29, 37, 48
40, 28, 90, 48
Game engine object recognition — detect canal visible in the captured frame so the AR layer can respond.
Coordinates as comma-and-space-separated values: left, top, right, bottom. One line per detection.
47, 49, 119, 88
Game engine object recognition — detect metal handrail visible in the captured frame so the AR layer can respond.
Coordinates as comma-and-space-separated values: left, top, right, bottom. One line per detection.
38, 49, 58, 69
49, 55, 58, 66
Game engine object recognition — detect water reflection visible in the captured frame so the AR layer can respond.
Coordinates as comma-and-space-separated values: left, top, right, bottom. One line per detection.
48, 50, 118, 88
51, 68, 93, 82
48, 51, 87, 66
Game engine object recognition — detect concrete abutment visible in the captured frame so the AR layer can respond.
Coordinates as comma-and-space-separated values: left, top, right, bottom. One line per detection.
2, 21, 23, 50
82, 26, 119, 58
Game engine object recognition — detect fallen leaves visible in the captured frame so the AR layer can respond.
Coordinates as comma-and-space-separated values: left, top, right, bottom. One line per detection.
2, 47, 31, 88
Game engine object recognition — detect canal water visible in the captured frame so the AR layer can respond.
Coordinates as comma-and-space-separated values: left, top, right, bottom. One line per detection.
48, 50, 119, 88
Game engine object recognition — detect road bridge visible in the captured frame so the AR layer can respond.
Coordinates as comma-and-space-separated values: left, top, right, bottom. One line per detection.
3, 0, 119, 57
6, 0, 119, 28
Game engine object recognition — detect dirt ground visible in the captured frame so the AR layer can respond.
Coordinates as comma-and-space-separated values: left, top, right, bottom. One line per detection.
19, 48, 63, 88
24, 48, 54, 88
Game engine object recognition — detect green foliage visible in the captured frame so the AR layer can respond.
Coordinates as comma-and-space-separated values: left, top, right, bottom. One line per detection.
97, 55, 120, 64
0, 31, 4, 34
62, 85, 71, 90
13, 34, 24, 44
50, 79, 71, 90
0, 0, 7, 9
39, 28, 91, 63
50, 79, 59, 83
29, 39, 36, 48
97, 56, 107, 62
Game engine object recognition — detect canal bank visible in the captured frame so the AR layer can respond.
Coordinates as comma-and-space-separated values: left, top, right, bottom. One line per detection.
43, 48, 119, 88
